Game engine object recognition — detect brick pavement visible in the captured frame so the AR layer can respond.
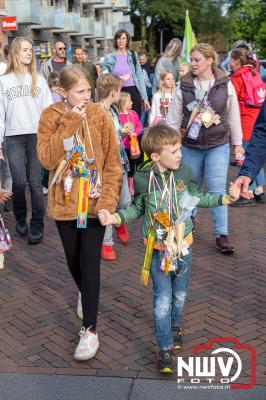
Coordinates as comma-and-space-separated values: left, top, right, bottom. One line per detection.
0, 166, 265, 384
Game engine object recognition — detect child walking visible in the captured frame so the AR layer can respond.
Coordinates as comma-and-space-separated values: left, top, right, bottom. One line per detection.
98, 125, 240, 373
37, 66, 122, 361
149, 71, 175, 126
97, 74, 131, 261
118, 92, 142, 195
179, 62, 191, 78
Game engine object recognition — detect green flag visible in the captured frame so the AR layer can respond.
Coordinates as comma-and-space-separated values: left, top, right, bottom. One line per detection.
180, 10, 197, 62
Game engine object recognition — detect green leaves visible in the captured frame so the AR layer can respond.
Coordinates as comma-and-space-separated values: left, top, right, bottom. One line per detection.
229, 0, 266, 57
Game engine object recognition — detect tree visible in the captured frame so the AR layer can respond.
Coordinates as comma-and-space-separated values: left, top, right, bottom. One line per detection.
228, 0, 266, 57
130, 0, 231, 55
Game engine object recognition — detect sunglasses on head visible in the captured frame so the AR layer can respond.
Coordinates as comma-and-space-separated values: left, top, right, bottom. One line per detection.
58, 47, 66, 51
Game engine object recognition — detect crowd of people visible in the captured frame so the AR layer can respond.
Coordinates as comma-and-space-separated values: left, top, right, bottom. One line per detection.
0, 29, 265, 373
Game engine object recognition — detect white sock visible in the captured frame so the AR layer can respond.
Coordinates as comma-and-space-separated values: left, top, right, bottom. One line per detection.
254, 186, 264, 195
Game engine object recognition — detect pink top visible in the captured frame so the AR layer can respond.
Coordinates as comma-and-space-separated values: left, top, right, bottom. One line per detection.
112, 54, 135, 87
119, 110, 142, 149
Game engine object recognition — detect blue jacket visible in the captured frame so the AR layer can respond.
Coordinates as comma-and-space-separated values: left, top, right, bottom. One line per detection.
102, 50, 148, 100
239, 99, 266, 181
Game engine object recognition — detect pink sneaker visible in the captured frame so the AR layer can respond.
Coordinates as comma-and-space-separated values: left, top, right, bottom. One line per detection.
115, 224, 129, 244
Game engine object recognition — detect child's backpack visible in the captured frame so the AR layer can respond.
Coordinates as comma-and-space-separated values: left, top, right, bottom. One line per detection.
241, 69, 266, 107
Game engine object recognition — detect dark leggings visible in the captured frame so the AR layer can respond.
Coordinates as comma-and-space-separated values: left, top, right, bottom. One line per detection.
122, 86, 142, 118
56, 219, 106, 330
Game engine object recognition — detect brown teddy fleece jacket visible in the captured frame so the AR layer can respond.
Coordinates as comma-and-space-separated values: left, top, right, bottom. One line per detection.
37, 101, 122, 221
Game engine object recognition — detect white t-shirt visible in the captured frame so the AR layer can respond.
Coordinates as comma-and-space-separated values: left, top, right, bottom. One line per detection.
149, 90, 174, 126
0, 72, 53, 144
0, 62, 7, 76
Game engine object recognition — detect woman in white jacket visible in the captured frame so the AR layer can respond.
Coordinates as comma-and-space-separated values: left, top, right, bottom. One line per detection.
0, 37, 52, 244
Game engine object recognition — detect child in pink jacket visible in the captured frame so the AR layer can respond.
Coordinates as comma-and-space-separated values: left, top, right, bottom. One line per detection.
118, 92, 142, 195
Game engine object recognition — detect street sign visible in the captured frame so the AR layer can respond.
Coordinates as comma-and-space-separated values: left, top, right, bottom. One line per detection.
2, 17, 17, 31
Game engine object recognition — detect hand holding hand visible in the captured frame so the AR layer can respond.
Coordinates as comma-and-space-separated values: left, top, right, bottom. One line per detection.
233, 175, 253, 199
228, 182, 240, 203
98, 209, 117, 226
232, 144, 245, 156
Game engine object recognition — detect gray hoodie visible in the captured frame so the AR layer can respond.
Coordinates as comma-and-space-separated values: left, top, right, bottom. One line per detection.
0, 72, 53, 144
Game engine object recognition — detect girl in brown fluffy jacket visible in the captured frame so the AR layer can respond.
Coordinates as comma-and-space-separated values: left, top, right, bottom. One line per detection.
37, 66, 122, 362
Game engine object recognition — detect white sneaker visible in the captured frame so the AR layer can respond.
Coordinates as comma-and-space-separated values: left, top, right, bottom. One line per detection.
74, 327, 99, 361
77, 292, 83, 320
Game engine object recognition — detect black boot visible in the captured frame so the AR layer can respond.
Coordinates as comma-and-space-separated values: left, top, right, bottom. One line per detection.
28, 229, 43, 244
16, 221, 28, 236
158, 350, 174, 374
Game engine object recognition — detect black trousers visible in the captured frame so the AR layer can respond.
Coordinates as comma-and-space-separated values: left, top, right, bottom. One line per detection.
122, 86, 142, 118
56, 219, 105, 330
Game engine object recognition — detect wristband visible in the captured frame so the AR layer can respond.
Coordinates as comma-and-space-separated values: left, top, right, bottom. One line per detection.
222, 195, 229, 205
114, 213, 121, 226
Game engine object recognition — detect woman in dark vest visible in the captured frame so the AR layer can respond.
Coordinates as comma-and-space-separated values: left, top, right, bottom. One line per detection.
167, 43, 244, 253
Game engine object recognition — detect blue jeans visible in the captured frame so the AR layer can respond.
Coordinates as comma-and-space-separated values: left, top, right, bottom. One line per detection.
243, 141, 265, 190
182, 144, 230, 237
6, 134, 44, 230
150, 249, 192, 350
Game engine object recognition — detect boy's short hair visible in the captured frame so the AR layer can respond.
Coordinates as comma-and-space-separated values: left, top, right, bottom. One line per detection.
141, 125, 181, 158
96, 73, 122, 100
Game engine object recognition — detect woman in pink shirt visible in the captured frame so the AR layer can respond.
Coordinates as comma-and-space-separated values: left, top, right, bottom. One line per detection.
118, 92, 142, 195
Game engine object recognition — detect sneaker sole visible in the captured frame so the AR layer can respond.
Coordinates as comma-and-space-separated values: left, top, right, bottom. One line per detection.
230, 203, 256, 207
159, 367, 173, 374
16, 227, 28, 236
216, 246, 235, 254
117, 239, 129, 245
173, 344, 183, 350
74, 344, 99, 361
28, 239, 43, 245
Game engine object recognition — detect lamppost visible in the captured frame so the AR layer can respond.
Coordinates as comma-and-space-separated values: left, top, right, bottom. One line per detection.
159, 28, 168, 53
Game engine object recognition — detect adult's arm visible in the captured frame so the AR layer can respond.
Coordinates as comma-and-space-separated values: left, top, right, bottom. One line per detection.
102, 54, 111, 74
226, 81, 243, 146
239, 100, 266, 181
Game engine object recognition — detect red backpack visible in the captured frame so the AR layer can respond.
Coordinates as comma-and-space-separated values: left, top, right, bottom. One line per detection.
241, 69, 266, 107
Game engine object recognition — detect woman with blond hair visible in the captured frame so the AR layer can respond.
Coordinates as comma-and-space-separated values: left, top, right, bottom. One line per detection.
167, 43, 244, 254
0, 37, 52, 244
152, 38, 182, 94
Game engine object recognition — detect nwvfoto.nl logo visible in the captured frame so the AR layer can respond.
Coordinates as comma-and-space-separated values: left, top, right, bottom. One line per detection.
177, 337, 256, 390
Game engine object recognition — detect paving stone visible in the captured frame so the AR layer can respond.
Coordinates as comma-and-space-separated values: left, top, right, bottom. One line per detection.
0, 167, 265, 383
